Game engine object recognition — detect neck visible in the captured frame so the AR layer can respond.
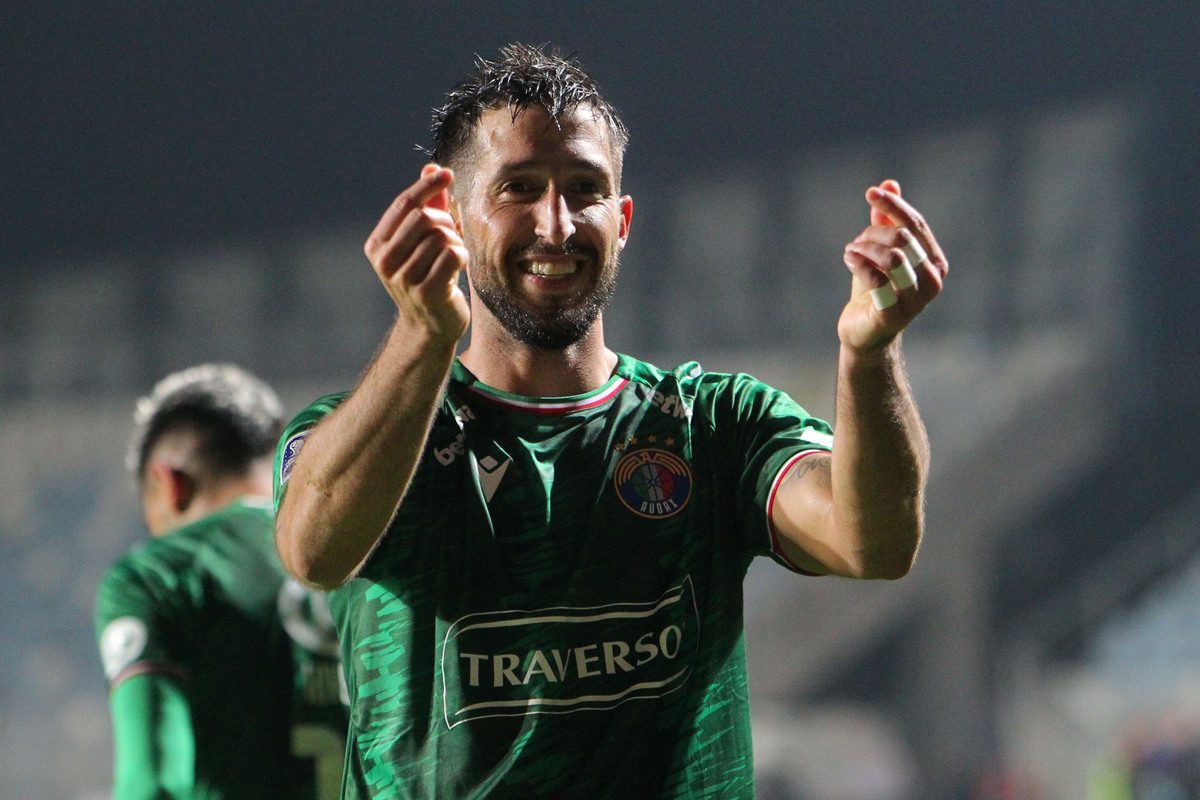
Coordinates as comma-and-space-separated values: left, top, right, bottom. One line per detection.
161, 460, 274, 535
204, 476, 272, 512
459, 318, 618, 397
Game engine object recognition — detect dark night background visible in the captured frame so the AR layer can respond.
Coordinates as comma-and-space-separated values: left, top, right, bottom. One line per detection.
2, 3, 1198, 799
5, 2, 1188, 277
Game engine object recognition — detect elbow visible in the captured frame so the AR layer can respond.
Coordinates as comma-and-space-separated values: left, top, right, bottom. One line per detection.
868, 534, 921, 578
856, 523, 921, 581
275, 517, 350, 591
862, 556, 915, 581
282, 553, 348, 592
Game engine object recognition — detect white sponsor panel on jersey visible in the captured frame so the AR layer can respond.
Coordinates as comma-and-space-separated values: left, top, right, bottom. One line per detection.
440, 578, 699, 728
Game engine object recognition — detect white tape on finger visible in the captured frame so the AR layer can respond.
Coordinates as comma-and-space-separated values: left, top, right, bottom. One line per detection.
869, 284, 898, 310
903, 237, 928, 270
888, 261, 918, 290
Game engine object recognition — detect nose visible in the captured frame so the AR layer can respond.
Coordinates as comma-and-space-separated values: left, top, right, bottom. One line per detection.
533, 187, 576, 245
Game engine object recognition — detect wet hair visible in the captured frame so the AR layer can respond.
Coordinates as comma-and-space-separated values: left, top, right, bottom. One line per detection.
430, 43, 629, 185
127, 363, 284, 488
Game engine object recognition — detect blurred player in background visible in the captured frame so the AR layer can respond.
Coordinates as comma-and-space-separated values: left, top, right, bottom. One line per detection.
95, 363, 347, 800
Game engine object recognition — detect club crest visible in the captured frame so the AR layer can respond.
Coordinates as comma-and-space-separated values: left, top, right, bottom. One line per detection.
614, 448, 692, 519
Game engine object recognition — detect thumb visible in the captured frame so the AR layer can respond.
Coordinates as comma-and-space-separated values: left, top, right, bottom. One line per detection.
424, 164, 453, 213
870, 179, 902, 227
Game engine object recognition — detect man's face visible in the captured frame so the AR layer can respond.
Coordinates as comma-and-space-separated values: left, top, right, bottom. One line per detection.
452, 104, 632, 350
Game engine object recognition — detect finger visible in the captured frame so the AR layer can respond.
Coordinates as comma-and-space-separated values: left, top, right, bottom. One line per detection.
365, 166, 455, 255
865, 184, 948, 281
866, 183, 918, 230
422, 244, 469, 295
425, 172, 452, 214
383, 167, 453, 232
843, 247, 896, 310
870, 179, 902, 228
420, 164, 457, 216
888, 251, 918, 291
869, 282, 899, 311
845, 244, 909, 310
396, 228, 462, 287
847, 230, 912, 277
384, 205, 459, 267
865, 185, 937, 252
370, 198, 460, 283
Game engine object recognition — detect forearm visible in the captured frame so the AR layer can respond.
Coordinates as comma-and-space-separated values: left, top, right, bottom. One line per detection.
773, 178, 943, 578
109, 675, 193, 800
276, 317, 458, 588
830, 337, 929, 578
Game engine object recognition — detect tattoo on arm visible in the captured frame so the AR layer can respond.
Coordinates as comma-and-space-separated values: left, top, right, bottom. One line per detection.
784, 453, 831, 485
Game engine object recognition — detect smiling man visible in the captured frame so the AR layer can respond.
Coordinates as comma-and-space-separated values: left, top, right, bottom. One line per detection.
274, 43, 948, 799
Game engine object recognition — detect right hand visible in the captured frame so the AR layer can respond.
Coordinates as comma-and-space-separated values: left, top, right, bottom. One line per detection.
838, 179, 947, 354
364, 164, 471, 342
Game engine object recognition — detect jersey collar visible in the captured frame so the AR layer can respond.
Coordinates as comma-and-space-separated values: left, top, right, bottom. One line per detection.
451, 360, 629, 416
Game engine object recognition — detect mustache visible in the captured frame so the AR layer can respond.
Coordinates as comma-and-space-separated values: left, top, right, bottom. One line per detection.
509, 239, 597, 262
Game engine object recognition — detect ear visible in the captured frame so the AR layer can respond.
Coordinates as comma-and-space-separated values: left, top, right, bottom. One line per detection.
617, 195, 633, 250
148, 461, 196, 514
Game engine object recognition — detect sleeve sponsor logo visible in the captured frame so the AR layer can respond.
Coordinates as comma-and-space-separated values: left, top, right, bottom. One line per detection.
100, 616, 149, 681
440, 578, 699, 728
614, 448, 693, 519
279, 430, 311, 486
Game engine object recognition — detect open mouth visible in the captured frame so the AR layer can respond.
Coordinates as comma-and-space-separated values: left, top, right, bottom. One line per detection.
523, 260, 580, 277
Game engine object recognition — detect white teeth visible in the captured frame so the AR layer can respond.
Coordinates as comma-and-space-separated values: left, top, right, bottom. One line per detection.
526, 261, 577, 276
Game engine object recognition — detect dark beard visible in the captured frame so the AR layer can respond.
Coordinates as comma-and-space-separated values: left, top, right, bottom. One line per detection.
473, 266, 618, 350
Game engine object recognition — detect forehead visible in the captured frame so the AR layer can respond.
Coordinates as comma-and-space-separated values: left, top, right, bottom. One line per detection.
470, 104, 618, 178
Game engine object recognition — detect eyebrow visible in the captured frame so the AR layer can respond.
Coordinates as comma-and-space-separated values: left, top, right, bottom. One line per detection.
493, 155, 613, 181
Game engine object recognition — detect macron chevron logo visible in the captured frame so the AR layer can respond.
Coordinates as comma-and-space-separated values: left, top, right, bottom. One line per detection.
473, 454, 511, 503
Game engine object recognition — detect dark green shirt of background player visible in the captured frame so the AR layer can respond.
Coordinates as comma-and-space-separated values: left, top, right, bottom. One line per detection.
95, 498, 347, 800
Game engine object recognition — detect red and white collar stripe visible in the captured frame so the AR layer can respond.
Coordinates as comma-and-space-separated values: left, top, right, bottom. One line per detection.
462, 376, 628, 415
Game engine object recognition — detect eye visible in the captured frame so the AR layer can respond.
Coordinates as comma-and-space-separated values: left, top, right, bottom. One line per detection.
499, 179, 536, 196
573, 179, 605, 196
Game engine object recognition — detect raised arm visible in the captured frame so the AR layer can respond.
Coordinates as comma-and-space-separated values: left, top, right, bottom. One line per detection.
275, 165, 470, 588
770, 180, 947, 579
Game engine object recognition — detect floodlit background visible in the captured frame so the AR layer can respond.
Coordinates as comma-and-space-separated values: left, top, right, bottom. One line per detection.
3, 3, 1198, 798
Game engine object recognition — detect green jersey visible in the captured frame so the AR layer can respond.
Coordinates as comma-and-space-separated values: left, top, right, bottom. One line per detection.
95, 498, 347, 800
275, 355, 833, 800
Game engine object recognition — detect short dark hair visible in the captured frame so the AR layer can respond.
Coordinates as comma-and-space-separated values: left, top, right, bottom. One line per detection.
430, 43, 629, 183
127, 363, 284, 487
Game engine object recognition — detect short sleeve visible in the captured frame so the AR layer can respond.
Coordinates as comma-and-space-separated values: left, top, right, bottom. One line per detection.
273, 393, 347, 515
703, 373, 833, 570
94, 557, 190, 688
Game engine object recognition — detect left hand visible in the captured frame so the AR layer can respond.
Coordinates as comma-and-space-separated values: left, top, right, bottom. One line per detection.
838, 179, 948, 352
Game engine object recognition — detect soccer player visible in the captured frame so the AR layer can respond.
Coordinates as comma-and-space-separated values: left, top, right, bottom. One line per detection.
274, 44, 947, 798
95, 364, 347, 800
